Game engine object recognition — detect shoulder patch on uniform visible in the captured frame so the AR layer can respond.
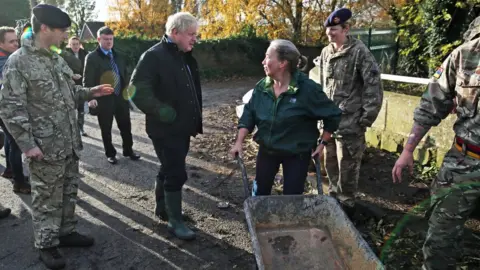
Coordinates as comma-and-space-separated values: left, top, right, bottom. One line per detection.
433, 67, 444, 79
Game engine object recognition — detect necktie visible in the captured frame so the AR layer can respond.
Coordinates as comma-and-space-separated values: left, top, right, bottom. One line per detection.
108, 51, 121, 96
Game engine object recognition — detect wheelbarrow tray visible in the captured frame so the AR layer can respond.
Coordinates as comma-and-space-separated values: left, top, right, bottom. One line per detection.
244, 194, 384, 270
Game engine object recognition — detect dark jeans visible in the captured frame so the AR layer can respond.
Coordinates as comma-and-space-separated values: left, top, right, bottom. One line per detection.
253, 147, 311, 196
97, 95, 134, 157
151, 135, 190, 192
77, 101, 85, 132
0, 122, 25, 184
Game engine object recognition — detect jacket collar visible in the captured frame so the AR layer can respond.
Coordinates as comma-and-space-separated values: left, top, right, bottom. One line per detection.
0, 48, 9, 57
96, 46, 116, 57
263, 70, 301, 94
21, 35, 59, 59
161, 35, 193, 57
326, 36, 358, 58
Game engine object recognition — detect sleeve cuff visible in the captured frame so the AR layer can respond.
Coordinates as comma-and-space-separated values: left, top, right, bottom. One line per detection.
17, 139, 37, 154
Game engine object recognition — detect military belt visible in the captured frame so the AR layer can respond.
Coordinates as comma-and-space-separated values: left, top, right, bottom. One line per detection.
455, 136, 480, 159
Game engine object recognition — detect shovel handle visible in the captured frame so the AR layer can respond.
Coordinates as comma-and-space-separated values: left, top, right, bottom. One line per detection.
235, 154, 250, 199
313, 155, 323, 195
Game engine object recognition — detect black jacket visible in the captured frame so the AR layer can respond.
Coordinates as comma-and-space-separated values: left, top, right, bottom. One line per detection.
130, 35, 203, 138
63, 48, 88, 85
83, 47, 129, 114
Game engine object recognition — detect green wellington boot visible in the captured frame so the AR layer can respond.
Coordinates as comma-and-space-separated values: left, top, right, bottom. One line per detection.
164, 191, 195, 240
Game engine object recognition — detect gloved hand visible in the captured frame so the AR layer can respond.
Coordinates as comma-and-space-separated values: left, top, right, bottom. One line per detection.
158, 105, 176, 123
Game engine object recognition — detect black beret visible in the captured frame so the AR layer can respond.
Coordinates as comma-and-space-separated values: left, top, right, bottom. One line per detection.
32, 4, 71, 29
324, 8, 352, 27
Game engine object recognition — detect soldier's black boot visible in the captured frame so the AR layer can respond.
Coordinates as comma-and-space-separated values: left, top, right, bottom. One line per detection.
155, 174, 168, 221
59, 232, 94, 247
39, 247, 65, 270
0, 208, 11, 219
165, 191, 195, 240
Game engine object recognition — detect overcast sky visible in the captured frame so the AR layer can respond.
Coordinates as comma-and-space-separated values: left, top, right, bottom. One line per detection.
95, 0, 108, 21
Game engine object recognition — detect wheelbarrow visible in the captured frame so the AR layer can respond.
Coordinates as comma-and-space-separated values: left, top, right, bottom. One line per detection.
236, 155, 384, 270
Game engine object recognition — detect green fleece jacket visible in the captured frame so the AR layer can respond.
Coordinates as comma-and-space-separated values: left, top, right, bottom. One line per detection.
239, 71, 342, 154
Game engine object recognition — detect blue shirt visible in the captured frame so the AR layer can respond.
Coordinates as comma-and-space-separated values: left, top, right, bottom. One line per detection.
100, 47, 112, 56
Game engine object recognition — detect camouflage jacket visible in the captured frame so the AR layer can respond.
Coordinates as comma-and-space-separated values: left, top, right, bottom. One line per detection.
0, 37, 92, 160
413, 37, 480, 145
315, 36, 383, 135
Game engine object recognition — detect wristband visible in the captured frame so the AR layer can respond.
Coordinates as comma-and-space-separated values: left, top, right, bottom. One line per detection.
318, 139, 328, 146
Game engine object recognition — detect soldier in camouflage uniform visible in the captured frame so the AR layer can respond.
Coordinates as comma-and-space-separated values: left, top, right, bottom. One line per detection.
314, 8, 383, 201
0, 4, 113, 269
392, 16, 480, 270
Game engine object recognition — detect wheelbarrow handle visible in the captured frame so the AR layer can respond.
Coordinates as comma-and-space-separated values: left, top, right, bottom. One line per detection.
313, 155, 324, 195
235, 154, 251, 199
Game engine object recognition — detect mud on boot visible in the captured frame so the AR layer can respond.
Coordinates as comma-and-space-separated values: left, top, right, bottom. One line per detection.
59, 232, 94, 247
165, 191, 195, 240
39, 247, 65, 270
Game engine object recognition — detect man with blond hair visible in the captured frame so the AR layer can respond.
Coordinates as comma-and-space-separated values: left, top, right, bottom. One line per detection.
130, 12, 202, 240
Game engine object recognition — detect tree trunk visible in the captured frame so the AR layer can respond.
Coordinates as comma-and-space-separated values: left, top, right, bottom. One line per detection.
292, 0, 303, 43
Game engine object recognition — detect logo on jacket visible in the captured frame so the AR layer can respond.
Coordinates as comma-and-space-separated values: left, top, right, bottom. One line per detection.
289, 97, 297, 103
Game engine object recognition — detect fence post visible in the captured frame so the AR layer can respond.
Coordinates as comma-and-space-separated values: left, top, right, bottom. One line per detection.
367, 28, 372, 50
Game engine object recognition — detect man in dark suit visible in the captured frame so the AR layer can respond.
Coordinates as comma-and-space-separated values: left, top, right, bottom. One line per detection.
83, 26, 140, 164
62, 36, 89, 136
130, 12, 202, 241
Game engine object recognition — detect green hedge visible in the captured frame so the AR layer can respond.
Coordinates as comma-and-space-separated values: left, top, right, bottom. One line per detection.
82, 36, 270, 79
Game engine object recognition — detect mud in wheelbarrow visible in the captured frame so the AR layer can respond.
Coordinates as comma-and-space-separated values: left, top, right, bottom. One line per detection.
236, 155, 384, 270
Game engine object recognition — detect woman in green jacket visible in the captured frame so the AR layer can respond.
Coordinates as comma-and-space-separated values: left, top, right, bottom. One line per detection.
229, 39, 342, 195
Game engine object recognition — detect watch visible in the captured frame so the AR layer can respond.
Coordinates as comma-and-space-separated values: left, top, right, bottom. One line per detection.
318, 139, 328, 146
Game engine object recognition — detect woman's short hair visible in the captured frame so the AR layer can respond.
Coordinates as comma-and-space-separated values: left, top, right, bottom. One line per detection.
269, 39, 302, 73
165, 12, 198, 35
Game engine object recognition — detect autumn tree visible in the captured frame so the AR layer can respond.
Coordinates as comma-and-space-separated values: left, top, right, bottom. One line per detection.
108, 0, 173, 38
197, 0, 340, 44
195, 0, 407, 45
65, 0, 96, 36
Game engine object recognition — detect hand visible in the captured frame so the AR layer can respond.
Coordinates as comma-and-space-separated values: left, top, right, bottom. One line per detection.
311, 144, 325, 158
229, 142, 243, 159
88, 99, 98, 108
72, 74, 82, 80
91, 84, 114, 97
392, 151, 414, 183
25, 146, 43, 160
451, 97, 457, 114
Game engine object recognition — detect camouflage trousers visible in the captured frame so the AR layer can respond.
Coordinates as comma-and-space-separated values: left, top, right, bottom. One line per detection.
324, 134, 366, 196
30, 155, 80, 249
422, 145, 480, 270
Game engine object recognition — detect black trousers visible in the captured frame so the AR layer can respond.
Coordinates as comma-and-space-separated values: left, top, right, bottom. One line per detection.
0, 121, 25, 184
97, 95, 133, 158
151, 135, 190, 192
253, 146, 311, 196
